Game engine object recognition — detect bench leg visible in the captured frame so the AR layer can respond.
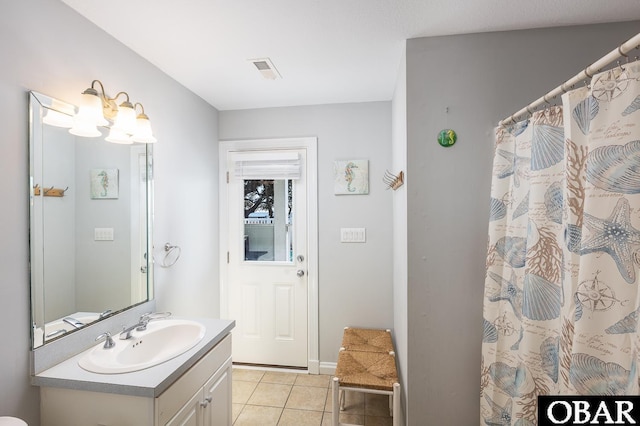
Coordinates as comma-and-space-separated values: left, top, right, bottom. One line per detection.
392, 382, 401, 426
339, 389, 345, 411
332, 377, 340, 426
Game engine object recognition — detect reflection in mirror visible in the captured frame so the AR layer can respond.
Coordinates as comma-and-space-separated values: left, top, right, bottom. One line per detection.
29, 91, 153, 349
243, 179, 293, 262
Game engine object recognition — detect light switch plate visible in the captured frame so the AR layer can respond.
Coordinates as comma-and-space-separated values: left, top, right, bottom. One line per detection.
94, 227, 114, 241
340, 227, 366, 243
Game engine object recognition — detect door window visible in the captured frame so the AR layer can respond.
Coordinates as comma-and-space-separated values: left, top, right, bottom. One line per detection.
243, 179, 293, 262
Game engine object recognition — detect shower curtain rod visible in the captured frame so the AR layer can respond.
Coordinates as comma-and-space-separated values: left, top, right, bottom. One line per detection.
500, 32, 640, 126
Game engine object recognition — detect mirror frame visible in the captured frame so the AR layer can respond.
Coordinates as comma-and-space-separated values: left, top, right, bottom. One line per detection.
28, 91, 154, 349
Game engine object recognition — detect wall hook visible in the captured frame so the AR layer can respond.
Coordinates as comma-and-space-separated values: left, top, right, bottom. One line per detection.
383, 170, 404, 190
42, 186, 68, 197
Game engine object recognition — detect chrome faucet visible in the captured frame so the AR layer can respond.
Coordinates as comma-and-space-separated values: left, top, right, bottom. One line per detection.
63, 317, 85, 329
96, 332, 116, 349
119, 312, 171, 340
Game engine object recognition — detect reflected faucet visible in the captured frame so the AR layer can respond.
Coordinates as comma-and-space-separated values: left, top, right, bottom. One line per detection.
63, 317, 84, 329
45, 329, 67, 339
119, 312, 172, 340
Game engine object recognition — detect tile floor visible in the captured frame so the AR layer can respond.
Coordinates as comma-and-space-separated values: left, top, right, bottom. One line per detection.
232, 368, 393, 426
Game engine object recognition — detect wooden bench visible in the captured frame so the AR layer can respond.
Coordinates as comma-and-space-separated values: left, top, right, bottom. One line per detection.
332, 327, 401, 426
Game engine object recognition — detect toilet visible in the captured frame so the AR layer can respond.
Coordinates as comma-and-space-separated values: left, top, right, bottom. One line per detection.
0, 418, 27, 426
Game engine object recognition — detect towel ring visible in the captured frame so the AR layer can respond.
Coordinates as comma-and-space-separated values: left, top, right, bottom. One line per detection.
160, 242, 181, 268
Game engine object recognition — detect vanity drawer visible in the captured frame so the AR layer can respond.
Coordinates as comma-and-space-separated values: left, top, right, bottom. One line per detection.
156, 333, 231, 425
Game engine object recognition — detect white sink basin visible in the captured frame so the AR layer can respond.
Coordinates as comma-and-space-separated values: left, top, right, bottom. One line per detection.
78, 319, 206, 374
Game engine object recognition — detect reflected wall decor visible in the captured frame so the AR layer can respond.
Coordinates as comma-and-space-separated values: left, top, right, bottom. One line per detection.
90, 168, 119, 199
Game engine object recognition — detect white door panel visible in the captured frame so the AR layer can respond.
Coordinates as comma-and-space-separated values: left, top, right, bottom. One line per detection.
226, 148, 308, 367
219, 138, 318, 372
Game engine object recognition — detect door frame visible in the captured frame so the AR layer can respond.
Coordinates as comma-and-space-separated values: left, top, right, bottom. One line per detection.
219, 137, 319, 373
130, 145, 148, 305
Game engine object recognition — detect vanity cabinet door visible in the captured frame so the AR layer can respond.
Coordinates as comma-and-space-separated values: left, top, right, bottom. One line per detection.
202, 358, 232, 426
156, 335, 232, 425
164, 388, 203, 426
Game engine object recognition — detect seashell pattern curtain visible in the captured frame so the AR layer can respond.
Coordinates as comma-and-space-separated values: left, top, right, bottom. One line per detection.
481, 61, 640, 425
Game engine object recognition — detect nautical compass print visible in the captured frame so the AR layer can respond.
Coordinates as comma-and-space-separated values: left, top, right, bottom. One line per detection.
591, 67, 630, 102
575, 271, 628, 314
493, 313, 517, 337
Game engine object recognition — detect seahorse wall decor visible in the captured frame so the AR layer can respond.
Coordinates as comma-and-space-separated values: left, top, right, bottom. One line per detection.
344, 161, 358, 192
333, 159, 369, 195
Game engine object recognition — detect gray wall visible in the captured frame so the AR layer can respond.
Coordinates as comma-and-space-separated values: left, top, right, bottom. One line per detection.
219, 102, 393, 364
0, 1, 219, 423
391, 44, 408, 425
404, 22, 640, 425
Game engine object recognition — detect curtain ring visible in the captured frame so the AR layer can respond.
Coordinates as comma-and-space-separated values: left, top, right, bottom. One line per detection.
618, 45, 629, 58
526, 105, 534, 115
584, 68, 593, 79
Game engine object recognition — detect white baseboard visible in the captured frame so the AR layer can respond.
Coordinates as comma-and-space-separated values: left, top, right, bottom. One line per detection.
232, 364, 307, 374
230, 360, 334, 376
308, 359, 320, 375
319, 362, 336, 375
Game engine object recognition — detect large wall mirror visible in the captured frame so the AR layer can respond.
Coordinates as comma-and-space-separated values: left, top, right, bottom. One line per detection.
29, 91, 153, 349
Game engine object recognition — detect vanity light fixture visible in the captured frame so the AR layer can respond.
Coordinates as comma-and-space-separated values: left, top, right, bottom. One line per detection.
43, 99, 75, 128
69, 80, 157, 144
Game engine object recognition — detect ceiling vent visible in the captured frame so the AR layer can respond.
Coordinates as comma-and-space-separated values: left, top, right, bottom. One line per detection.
249, 57, 282, 80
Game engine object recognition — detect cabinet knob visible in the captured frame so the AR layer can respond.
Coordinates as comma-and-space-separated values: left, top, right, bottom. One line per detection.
200, 396, 213, 407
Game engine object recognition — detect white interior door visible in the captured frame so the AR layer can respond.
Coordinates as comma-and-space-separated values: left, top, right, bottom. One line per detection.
225, 148, 308, 367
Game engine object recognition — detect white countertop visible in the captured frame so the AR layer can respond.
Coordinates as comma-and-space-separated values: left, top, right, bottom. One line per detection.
32, 317, 235, 398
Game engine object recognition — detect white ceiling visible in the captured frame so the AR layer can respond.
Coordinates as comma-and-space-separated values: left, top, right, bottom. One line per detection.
60, 0, 640, 111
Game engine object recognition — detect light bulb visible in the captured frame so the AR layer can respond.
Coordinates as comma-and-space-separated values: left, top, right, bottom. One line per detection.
43, 109, 74, 128
69, 87, 107, 137
69, 116, 102, 137
105, 126, 133, 144
131, 114, 157, 143
112, 102, 136, 135
79, 88, 108, 126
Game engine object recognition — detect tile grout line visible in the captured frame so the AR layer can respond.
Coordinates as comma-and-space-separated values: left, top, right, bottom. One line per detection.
234, 370, 392, 426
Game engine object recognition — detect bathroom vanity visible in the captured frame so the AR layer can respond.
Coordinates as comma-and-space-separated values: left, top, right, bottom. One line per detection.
27, 92, 237, 425
33, 317, 234, 426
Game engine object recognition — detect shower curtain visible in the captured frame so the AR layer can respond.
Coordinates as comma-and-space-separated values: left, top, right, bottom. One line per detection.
481, 61, 640, 425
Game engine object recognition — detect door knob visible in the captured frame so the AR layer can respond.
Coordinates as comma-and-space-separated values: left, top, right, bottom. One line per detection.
297, 270, 305, 277
297, 255, 305, 262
